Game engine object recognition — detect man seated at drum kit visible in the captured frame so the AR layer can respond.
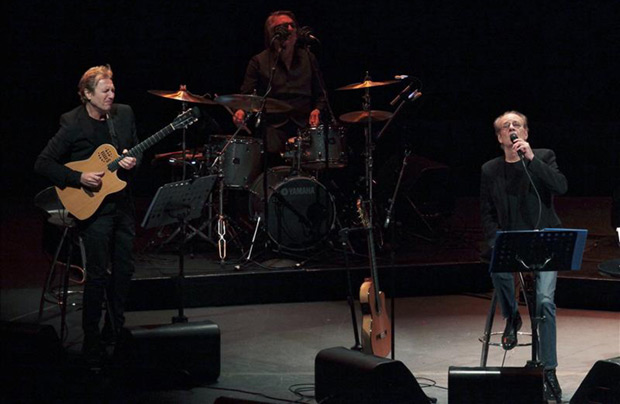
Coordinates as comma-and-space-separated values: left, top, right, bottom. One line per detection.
231, 10, 328, 168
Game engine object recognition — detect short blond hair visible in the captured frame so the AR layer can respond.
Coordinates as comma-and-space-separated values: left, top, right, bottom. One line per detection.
77, 64, 113, 104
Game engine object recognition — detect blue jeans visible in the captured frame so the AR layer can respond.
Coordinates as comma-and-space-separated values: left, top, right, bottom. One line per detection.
491, 270, 558, 369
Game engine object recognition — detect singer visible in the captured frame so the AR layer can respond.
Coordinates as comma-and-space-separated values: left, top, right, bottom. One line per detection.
233, 10, 327, 166
480, 110, 567, 402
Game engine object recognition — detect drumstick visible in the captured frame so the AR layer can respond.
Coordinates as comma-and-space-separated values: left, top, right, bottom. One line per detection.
213, 93, 252, 135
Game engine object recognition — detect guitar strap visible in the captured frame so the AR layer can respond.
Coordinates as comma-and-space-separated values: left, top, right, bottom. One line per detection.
105, 113, 120, 150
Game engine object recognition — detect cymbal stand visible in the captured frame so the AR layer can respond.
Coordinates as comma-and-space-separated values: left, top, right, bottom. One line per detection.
206, 123, 247, 263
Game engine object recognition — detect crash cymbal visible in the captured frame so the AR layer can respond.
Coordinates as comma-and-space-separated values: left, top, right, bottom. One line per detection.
339, 110, 393, 123
336, 79, 398, 91
214, 94, 293, 113
148, 85, 216, 104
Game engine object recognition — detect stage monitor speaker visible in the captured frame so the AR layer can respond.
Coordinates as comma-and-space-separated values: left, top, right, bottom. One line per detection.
570, 357, 620, 404
114, 320, 220, 385
0, 321, 63, 366
448, 366, 544, 404
315, 347, 431, 404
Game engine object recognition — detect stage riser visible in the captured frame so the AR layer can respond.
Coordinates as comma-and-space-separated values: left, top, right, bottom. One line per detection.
126, 263, 491, 311
126, 263, 619, 311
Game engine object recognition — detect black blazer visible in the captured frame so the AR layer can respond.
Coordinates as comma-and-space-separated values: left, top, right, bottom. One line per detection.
480, 148, 568, 248
35, 104, 140, 190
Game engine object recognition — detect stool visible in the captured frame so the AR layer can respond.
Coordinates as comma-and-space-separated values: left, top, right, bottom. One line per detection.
479, 274, 533, 367
35, 187, 86, 341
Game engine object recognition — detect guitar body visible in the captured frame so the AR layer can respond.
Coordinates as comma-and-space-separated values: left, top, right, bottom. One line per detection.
360, 277, 392, 358
56, 144, 126, 220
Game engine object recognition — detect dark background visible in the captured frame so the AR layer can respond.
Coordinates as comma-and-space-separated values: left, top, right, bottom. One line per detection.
5, 0, 619, 201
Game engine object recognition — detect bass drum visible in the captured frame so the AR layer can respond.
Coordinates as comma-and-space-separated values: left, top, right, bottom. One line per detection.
249, 166, 335, 251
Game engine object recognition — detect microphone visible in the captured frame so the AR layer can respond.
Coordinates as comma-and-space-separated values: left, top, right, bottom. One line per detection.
273, 25, 291, 40
389, 85, 422, 106
298, 26, 320, 45
510, 132, 524, 159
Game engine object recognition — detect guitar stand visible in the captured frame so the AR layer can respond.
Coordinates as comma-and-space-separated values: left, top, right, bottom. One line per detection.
339, 227, 363, 351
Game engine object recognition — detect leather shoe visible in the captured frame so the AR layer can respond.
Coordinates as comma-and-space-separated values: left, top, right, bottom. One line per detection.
501, 311, 522, 350
544, 368, 562, 402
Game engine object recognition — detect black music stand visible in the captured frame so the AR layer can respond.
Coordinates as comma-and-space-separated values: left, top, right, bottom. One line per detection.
142, 175, 217, 323
489, 228, 587, 366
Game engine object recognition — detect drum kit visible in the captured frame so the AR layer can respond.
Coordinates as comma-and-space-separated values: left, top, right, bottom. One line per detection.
146, 75, 418, 263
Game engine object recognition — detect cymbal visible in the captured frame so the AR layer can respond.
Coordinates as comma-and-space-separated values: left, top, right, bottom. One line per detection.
339, 110, 393, 123
148, 85, 216, 104
336, 79, 398, 91
214, 94, 293, 113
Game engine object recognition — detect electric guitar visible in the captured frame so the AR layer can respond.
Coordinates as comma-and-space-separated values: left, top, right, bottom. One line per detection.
357, 198, 392, 357
55, 107, 200, 220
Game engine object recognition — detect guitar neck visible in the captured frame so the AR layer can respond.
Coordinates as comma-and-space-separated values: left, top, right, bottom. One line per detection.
107, 122, 177, 172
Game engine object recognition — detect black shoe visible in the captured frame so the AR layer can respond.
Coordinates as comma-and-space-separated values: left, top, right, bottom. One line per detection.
544, 368, 562, 402
501, 311, 522, 350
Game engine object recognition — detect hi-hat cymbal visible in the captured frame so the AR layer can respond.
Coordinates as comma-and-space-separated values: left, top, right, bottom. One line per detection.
214, 94, 293, 113
339, 110, 393, 123
336, 79, 398, 91
148, 85, 216, 104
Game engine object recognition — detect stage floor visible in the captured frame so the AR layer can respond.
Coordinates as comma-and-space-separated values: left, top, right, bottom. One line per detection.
2, 291, 619, 403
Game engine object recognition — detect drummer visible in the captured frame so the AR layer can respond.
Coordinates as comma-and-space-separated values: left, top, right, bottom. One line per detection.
233, 10, 327, 167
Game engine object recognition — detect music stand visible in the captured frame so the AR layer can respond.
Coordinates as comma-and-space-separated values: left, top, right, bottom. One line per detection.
142, 175, 217, 323
489, 228, 587, 365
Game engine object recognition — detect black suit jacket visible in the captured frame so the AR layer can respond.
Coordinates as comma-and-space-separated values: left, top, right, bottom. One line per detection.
35, 104, 140, 190
480, 148, 568, 248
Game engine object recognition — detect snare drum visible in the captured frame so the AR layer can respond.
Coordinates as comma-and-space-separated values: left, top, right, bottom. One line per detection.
210, 135, 262, 189
249, 166, 335, 250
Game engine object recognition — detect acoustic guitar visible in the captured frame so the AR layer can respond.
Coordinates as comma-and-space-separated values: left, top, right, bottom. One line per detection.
357, 198, 392, 357
56, 107, 200, 220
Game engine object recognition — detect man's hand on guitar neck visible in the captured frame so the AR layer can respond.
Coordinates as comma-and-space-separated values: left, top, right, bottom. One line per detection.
118, 149, 137, 170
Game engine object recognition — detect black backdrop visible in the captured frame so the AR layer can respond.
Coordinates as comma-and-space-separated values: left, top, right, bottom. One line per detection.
5, 0, 619, 200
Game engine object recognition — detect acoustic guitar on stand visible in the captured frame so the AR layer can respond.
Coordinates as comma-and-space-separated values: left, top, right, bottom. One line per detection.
55, 107, 201, 220
357, 198, 392, 357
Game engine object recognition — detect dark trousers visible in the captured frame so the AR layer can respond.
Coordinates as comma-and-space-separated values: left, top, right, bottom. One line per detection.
79, 201, 135, 337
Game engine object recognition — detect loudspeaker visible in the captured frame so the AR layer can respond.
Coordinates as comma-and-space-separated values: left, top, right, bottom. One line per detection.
114, 320, 220, 386
448, 366, 544, 404
315, 347, 431, 403
0, 321, 63, 366
570, 357, 620, 404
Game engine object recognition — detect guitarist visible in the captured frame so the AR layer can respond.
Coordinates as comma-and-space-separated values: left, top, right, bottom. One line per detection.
34, 65, 141, 363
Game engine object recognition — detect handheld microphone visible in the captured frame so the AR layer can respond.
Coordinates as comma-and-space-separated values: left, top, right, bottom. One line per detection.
510, 132, 524, 159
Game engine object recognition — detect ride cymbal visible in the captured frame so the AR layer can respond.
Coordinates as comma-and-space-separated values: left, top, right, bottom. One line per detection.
214, 94, 293, 113
148, 85, 216, 104
336, 80, 398, 91
339, 110, 393, 123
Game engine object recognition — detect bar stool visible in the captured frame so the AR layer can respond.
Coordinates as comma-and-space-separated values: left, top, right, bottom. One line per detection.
34, 187, 86, 341
479, 273, 533, 367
